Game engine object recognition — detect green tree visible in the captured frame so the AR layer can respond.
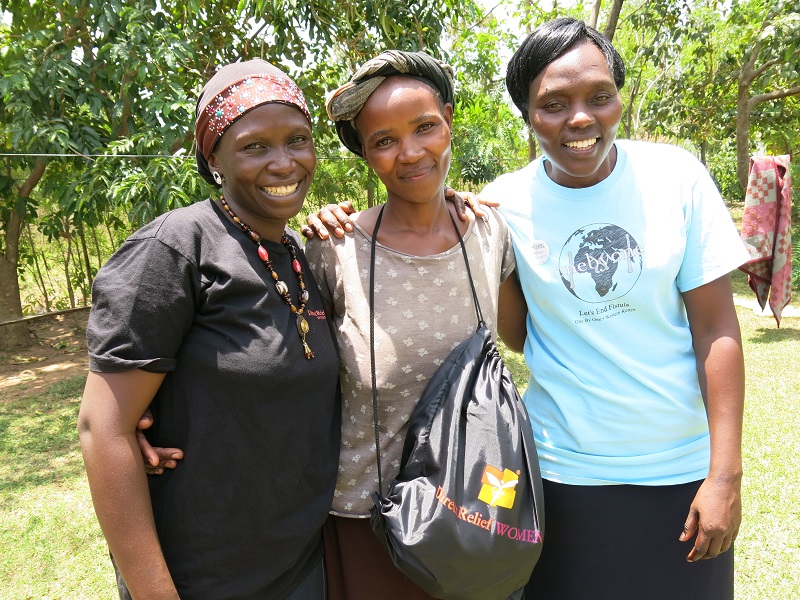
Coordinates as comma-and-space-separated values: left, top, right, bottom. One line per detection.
621, 0, 799, 196
0, 0, 486, 348
732, 0, 800, 189
0, 0, 242, 348
447, 2, 530, 186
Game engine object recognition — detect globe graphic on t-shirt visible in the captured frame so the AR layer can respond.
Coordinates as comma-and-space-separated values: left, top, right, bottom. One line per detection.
557, 223, 642, 303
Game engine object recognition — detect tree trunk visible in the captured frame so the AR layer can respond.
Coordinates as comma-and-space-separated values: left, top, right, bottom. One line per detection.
0, 158, 46, 349
42, 246, 57, 294
78, 222, 93, 302
625, 93, 633, 138
104, 218, 119, 251
1, 210, 25, 320
0, 258, 30, 348
603, 0, 624, 42
589, 0, 602, 29
91, 225, 103, 270
26, 224, 51, 311
62, 232, 76, 309
736, 43, 758, 193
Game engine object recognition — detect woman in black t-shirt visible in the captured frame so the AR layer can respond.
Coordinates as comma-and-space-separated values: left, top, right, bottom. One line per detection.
78, 59, 340, 600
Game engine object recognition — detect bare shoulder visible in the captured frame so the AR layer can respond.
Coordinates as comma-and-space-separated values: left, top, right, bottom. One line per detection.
350, 205, 380, 235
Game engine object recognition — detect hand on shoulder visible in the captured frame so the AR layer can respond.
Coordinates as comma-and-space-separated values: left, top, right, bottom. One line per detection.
301, 201, 356, 240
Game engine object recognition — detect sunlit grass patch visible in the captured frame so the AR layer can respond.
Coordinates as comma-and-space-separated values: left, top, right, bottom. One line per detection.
0, 374, 118, 599
735, 307, 800, 599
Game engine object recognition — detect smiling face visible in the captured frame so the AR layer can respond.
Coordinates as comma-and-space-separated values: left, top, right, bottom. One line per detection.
209, 102, 316, 240
527, 40, 623, 188
354, 76, 453, 204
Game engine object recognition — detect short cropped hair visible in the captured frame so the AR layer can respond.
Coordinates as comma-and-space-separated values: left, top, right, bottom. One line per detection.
506, 17, 625, 124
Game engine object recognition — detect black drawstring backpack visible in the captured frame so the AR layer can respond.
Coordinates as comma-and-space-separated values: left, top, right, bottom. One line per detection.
368, 207, 545, 600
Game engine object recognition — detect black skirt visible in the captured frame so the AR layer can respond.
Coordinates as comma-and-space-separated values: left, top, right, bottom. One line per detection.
524, 479, 734, 600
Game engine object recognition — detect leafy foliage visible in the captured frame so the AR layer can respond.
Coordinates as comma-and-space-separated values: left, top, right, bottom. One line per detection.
447, 7, 529, 186
1, 0, 799, 332
618, 0, 800, 198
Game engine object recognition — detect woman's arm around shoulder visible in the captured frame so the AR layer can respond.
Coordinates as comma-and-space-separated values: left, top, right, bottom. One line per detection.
78, 369, 179, 599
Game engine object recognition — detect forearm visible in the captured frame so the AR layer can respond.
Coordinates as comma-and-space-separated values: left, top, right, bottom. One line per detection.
684, 319, 744, 560
80, 427, 179, 599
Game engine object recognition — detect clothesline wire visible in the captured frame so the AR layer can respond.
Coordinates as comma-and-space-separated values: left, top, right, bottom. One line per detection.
0, 152, 357, 160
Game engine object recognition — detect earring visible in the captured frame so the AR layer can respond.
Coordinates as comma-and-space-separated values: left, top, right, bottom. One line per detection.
212, 171, 224, 185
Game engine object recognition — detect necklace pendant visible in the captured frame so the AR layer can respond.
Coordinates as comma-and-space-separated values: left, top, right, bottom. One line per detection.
296, 314, 310, 336
296, 315, 314, 360
221, 197, 313, 360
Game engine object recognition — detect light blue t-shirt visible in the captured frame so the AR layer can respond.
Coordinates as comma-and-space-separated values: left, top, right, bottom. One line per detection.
483, 140, 750, 485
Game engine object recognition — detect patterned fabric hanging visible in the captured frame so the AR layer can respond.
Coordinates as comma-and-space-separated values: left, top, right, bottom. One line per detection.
739, 155, 793, 326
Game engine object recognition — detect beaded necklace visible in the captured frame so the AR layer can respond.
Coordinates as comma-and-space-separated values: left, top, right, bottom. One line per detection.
220, 197, 314, 360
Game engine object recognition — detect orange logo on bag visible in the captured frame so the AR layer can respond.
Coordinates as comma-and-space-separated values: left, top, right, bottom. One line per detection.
478, 465, 519, 508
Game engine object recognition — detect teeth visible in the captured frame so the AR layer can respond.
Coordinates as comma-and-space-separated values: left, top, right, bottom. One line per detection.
565, 138, 597, 149
262, 182, 299, 197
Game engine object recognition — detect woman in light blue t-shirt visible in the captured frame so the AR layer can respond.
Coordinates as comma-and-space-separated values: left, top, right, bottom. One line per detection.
484, 16, 746, 600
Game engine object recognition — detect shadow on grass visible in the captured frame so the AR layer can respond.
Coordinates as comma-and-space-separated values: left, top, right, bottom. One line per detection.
748, 326, 800, 344
0, 374, 88, 496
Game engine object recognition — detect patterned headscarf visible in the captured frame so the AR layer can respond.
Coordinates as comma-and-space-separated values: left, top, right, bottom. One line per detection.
326, 50, 455, 157
195, 59, 311, 186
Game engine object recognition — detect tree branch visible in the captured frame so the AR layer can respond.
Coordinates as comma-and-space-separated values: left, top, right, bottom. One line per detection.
738, 39, 761, 87
751, 56, 783, 80
750, 85, 800, 107
18, 158, 47, 198
5, 159, 47, 265
464, 1, 504, 33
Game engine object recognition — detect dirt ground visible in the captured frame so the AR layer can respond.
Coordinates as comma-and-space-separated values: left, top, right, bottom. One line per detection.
0, 309, 90, 402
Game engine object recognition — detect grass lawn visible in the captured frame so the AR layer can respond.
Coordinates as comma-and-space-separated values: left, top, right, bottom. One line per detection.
0, 376, 118, 599
730, 279, 800, 598
1, 283, 798, 598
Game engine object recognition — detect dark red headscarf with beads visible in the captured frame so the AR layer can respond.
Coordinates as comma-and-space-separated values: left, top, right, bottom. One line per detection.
195, 59, 311, 186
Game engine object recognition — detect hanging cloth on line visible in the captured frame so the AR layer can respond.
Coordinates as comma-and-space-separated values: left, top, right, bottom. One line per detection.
739, 154, 793, 326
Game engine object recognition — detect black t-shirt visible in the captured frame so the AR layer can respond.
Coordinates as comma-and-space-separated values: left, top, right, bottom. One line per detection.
87, 199, 340, 599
